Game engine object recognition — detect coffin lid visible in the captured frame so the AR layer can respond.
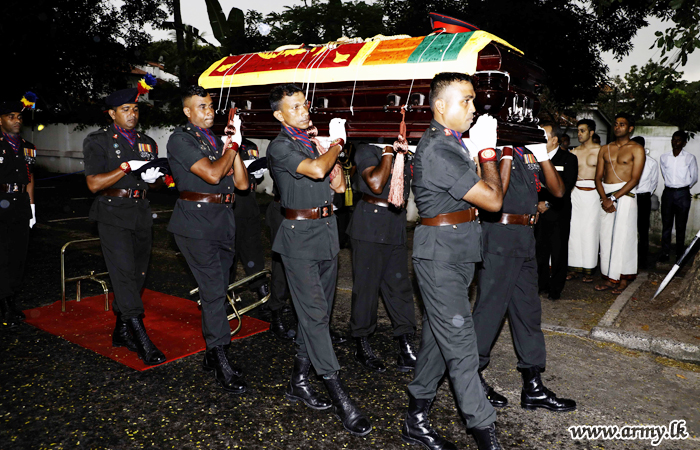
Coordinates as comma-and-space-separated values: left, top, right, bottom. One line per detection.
198, 30, 523, 90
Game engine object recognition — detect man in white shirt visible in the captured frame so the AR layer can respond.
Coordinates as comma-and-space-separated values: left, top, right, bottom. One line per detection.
659, 131, 698, 262
631, 136, 658, 269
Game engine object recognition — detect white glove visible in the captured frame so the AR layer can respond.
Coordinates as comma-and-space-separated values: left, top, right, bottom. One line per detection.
141, 167, 163, 183
467, 115, 498, 151
127, 160, 149, 171
252, 168, 266, 178
525, 126, 550, 162
232, 115, 242, 147
329, 118, 347, 143
462, 138, 480, 159
243, 159, 255, 168
30, 204, 36, 228
525, 143, 549, 162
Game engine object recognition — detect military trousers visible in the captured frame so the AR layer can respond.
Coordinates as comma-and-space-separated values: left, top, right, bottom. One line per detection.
0, 218, 30, 300
473, 252, 546, 371
233, 211, 266, 290
349, 238, 416, 337
280, 254, 341, 376
97, 221, 151, 319
265, 201, 290, 311
408, 258, 496, 429
535, 214, 571, 296
174, 234, 234, 349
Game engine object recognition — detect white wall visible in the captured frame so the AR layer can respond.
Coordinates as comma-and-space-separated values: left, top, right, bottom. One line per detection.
24, 124, 174, 174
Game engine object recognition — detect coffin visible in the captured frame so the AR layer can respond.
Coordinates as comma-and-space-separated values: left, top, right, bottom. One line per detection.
199, 30, 547, 145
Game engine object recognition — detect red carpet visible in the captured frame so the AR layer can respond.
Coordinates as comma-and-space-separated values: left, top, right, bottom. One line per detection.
23, 289, 270, 371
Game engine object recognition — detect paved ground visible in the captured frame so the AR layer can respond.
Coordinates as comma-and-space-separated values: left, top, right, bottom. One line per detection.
1, 173, 699, 449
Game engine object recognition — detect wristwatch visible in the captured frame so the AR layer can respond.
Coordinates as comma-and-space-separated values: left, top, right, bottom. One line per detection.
544, 201, 551, 209
609, 194, 617, 202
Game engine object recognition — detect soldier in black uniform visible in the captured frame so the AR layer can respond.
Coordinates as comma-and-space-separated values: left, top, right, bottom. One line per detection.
267, 84, 371, 437
83, 88, 166, 365
167, 85, 249, 393
346, 143, 417, 373
0, 100, 36, 327
473, 122, 577, 413
535, 127, 578, 300
404, 72, 504, 450
233, 138, 292, 340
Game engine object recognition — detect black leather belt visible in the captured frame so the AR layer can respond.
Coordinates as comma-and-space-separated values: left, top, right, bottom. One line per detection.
101, 188, 146, 199
665, 186, 690, 191
362, 194, 391, 208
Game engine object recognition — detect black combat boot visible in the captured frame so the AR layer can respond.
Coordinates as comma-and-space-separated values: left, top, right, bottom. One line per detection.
401, 392, 457, 450
520, 367, 576, 412
330, 329, 347, 344
257, 283, 270, 301
323, 372, 372, 436
269, 308, 295, 340
355, 336, 386, 373
5, 296, 25, 321
124, 317, 166, 365
470, 423, 502, 450
202, 345, 246, 393
479, 372, 508, 408
397, 333, 417, 372
286, 356, 331, 410
1, 297, 19, 328
112, 315, 137, 351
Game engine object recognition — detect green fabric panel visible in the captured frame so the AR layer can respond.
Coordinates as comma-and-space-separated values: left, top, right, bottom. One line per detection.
407, 32, 474, 63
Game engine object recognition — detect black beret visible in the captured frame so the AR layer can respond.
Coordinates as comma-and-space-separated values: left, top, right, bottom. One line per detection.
105, 88, 139, 108
0, 101, 24, 115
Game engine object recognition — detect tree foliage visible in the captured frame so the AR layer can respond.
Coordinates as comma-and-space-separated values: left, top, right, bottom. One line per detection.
597, 62, 700, 131
265, 0, 384, 48
3, 0, 170, 120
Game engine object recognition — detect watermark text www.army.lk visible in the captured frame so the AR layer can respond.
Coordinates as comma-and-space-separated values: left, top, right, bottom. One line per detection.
568, 420, 689, 446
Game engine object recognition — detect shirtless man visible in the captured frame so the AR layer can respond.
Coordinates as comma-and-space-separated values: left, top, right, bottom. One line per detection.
567, 119, 601, 282
594, 113, 645, 294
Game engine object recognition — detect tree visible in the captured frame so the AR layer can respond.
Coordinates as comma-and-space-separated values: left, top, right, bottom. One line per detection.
597, 62, 700, 131
3, 0, 170, 121
265, 0, 384, 48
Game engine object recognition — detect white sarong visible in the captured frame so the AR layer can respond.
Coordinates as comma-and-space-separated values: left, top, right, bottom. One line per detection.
568, 180, 601, 272
599, 182, 638, 282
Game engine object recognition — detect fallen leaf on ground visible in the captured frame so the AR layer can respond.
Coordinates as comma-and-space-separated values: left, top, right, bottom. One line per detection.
676, 374, 687, 379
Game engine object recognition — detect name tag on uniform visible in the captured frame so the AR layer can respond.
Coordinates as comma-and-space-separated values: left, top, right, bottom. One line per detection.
138, 143, 153, 154
555, 165, 564, 171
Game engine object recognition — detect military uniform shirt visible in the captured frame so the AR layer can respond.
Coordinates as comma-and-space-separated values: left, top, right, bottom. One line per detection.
267, 128, 338, 261
480, 147, 542, 258
346, 143, 411, 245
166, 124, 236, 240
412, 120, 482, 263
83, 124, 156, 230
0, 135, 35, 221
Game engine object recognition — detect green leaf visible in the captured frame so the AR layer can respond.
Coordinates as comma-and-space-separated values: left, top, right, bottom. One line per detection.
204, 0, 229, 46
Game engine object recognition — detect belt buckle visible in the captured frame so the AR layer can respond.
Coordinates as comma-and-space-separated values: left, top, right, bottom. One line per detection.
131, 189, 142, 199
528, 214, 537, 227
222, 193, 234, 204
320, 205, 331, 218
12, 184, 19, 193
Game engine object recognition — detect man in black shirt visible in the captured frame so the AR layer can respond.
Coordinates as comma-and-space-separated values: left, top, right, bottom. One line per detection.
83, 87, 165, 365
0, 99, 36, 327
404, 72, 504, 450
231, 139, 293, 340
167, 86, 249, 393
267, 84, 371, 437
535, 125, 578, 300
346, 142, 416, 373
473, 123, 576, 413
